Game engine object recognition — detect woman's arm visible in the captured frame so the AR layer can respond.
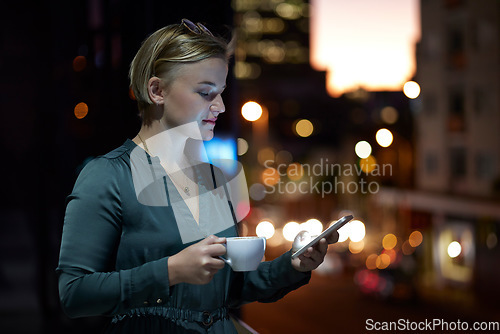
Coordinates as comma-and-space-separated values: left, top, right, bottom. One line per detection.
56, 157, 171, 318
227, 250, 311, 308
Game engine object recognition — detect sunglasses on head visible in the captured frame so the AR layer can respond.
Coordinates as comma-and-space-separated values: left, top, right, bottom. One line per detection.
181, 18, 214, 37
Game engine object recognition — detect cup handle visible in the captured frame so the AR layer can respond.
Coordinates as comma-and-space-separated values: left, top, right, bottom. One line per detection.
262, 237, 266, 259
218, 256, 231, 266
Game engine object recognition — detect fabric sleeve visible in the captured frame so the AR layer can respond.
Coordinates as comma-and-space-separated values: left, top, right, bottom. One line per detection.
56, 157, 171, 318
227, 250, 311, 307
211, 163, 311, 307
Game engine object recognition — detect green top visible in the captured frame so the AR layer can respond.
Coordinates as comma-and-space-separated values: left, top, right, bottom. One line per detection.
56, 139, 310, 333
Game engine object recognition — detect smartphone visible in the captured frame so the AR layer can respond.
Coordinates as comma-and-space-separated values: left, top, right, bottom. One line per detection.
291, 215, 353, 259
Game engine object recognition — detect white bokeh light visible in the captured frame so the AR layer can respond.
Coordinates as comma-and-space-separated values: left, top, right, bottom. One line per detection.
241, 101, 263, 121
300, 218, 323, 236
447, 241, 462, 258
375, 128, 394, 147
336, 222, 350, 242
256, 220, 275, 239
283, 221, 300, 241
403, 81, 421, 99
355, 141, 372, 159
349, 220, 366, 242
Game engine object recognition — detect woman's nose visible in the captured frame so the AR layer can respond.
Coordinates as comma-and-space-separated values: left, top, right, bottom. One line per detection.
210, 95, 225, 114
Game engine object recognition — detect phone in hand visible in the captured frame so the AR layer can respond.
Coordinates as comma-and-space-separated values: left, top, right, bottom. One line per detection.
291, 215, 353, 259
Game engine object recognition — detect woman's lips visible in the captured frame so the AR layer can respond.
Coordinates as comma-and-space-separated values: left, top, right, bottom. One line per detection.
203, 118, 217, 125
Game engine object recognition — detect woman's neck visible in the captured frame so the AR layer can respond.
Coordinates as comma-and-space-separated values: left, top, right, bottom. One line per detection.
136, 120, 189, 172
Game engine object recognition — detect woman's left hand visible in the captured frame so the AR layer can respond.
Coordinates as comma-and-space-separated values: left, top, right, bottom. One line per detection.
291, 231, 339, 272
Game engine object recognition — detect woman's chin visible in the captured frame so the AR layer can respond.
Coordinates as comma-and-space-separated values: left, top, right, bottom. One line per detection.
201, 130, 214, 141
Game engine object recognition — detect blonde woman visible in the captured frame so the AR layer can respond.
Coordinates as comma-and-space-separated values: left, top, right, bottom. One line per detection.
57, 19, 336, 333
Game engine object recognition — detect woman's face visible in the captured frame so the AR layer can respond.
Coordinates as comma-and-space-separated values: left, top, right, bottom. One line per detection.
160, 57, 228, 141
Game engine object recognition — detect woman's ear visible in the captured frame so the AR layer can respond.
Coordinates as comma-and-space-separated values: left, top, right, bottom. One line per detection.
147, 76, 165, 105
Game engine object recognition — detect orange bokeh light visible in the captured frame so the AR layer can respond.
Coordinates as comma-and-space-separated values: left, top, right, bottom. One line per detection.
74, 102, 88, 119
73, 56, 87, 72
262, 167, 280, 186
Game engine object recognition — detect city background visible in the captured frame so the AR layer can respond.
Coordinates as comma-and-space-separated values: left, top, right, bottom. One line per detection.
0, 0, 499, 333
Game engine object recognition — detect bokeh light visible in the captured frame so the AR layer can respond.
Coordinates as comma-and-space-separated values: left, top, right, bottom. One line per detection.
256, 220, 275, 239
275, 2, 301, 20
402, 240, 415, 255
382, 233, 398, 250
349, 220, 366, 242
301, 219, 323, 236
283, 222, 300, 241
262, 167, 280, 186
366, 254, 378, 270
403, 81, 420, 99
355, 141, 372, 159
409, 230, 423, 247
337, 222, 350, 242
249, 183, 266, 201
74, 102, 88, 119
73, 56, 87, 72
380, 106, 399, 124
349, 240, 364, 254
257, 147, 275, 165
242, 101, 263, 121
237, 138, 249, 156
382, 248, 397, 263
359, 155, 377, 174
447, 241, 462, 258
376, 128, 394, 147
376, 253, 391, 269
486, 232, 498, 250
287, 163, 304, 181
128, 87, 136, 100
276, 150, 293, 165
294, 119, 314, 137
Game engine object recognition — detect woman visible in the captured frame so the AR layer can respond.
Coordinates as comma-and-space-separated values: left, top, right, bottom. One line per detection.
57, 19, 336, 333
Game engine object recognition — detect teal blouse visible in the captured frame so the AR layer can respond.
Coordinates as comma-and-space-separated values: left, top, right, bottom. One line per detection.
56, 139, 310, 333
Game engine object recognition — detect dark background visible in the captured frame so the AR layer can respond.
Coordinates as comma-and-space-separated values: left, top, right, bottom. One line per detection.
0, 1, 235, 333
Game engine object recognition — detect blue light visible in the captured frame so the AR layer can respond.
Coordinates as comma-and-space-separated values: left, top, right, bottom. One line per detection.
204, 137, 238, 175
205, 137, 237, 161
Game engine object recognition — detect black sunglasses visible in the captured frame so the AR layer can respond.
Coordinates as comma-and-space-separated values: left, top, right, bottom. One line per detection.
181, 18, 214, 37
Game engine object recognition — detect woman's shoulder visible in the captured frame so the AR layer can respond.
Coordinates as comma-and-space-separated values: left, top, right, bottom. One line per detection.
101, 139, 136, 160
76, 140, 135, 183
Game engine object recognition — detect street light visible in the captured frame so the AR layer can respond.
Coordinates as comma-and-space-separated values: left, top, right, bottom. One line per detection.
376, 128, 394, 147
403, 81, 420, 99
241, 101, 263, 121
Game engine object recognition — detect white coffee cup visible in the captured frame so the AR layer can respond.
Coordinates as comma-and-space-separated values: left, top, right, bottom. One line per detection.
220, 237, 266, 271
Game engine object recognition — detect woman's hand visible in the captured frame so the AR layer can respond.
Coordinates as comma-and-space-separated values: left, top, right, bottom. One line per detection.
168, 235, 226, 285
291, 231, 339, 272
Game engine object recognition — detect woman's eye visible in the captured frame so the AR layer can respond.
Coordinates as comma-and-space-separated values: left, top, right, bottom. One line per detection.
198, 92, 209, 97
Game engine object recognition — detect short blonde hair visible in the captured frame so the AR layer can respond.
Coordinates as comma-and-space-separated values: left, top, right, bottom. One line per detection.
129, 21, 232, 112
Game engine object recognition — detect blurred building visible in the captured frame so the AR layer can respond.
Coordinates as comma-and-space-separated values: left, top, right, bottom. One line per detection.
232, 1, 415, 240
372, 0, 500, 311
232, 0, 342, 234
